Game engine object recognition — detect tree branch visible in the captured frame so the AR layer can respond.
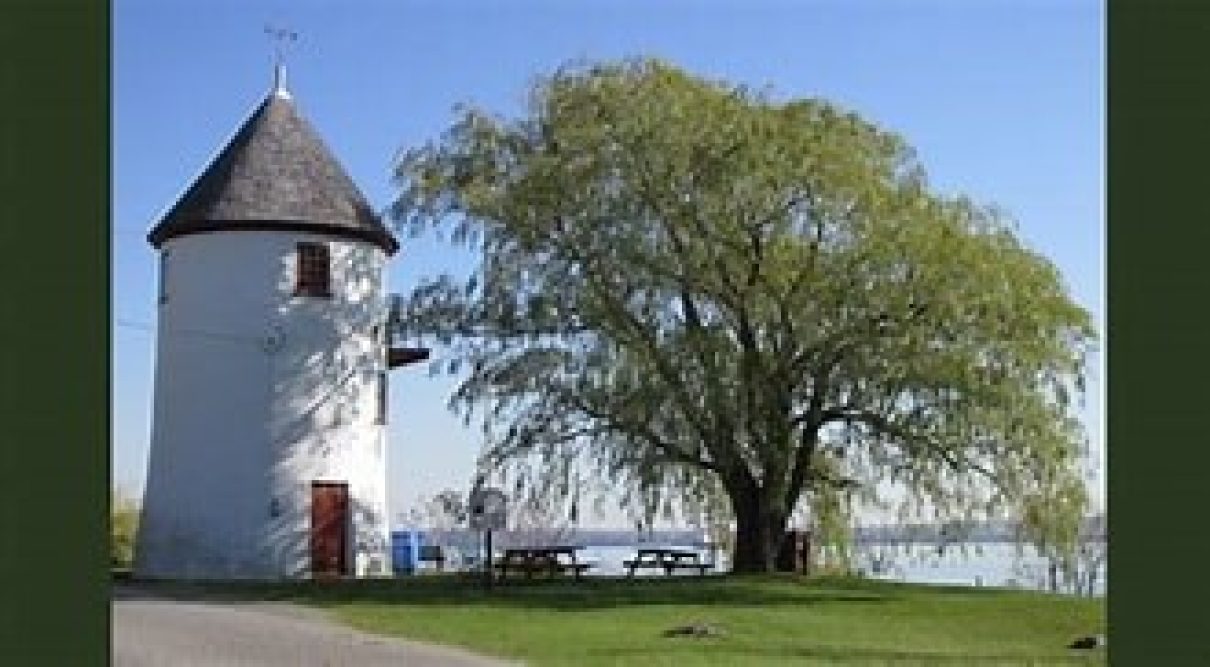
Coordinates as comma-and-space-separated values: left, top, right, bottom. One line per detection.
820, 408, 998, 482
561, 389, 723, 474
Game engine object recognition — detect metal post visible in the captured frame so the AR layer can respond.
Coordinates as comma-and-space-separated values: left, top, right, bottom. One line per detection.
484, 529, 493, 591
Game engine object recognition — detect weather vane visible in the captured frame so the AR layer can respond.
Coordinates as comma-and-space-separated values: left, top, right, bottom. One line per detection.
264, 24, 299, 96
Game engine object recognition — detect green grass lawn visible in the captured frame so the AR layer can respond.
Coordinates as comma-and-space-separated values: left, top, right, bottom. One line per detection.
155, 575, 1106, 665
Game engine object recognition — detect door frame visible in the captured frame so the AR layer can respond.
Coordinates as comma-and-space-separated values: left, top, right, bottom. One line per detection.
310, 481, 350, 578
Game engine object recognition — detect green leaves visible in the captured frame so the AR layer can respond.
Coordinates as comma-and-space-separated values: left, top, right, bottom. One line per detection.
389, 58, 1095, 565
111, 486, 140, 569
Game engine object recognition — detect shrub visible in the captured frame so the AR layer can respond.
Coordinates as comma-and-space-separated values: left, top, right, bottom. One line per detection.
111, 487, 140, 569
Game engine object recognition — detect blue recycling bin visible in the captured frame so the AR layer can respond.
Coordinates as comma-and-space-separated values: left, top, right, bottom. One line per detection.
391, 530, 425, 575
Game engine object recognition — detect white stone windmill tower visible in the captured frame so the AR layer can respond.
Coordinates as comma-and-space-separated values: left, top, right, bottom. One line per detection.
134, 61, 427, 580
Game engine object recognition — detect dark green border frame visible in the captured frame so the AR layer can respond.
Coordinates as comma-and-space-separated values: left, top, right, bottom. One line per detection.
1, 0, 1208, 663
0, 1, 110, 664
1110, 1, 1210, 664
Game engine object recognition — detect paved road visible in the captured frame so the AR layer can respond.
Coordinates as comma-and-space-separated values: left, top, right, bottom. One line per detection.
113, 587, 517, 667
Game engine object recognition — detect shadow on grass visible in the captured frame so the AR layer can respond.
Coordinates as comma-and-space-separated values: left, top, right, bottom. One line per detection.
115, 574, 913, 612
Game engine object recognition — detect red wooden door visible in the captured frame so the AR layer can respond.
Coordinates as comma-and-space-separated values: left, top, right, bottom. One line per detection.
310, 482, 349, 577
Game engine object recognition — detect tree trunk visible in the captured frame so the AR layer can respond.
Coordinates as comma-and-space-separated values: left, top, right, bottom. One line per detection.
729, 486, 789, 573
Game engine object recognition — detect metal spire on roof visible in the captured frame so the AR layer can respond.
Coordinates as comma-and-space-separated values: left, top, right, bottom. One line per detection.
264, 24, 298, 99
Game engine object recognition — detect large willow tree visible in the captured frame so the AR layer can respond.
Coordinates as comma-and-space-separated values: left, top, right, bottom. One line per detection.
390, 59, 1095, 572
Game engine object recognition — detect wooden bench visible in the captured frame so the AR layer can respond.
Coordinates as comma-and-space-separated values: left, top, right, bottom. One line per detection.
417, 545, 446, 572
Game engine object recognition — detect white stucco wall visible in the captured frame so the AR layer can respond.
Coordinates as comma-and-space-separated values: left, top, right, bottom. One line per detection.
135, 230, 391, 579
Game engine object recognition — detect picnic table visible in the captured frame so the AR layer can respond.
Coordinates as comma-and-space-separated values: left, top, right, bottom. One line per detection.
496, 546, 593, 581
624, 547, 712, 576
417, 545, 445, 572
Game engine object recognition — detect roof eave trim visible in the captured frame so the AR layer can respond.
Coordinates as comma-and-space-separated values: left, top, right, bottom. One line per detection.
147, 219, 400, 256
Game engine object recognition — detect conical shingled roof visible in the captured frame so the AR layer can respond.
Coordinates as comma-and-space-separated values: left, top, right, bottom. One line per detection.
148, 90, 399, 255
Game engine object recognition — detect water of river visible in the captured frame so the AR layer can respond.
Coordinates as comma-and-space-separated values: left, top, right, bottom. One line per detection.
437, 541, 1104, 596
850, 542, 1106, 596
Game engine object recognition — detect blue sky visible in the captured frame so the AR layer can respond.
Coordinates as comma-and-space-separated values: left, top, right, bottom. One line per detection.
113, 0, 1104, 523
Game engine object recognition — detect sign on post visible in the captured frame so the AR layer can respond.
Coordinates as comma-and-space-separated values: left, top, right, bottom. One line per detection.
468, 487, 507, 589
468, 487, 507, 531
